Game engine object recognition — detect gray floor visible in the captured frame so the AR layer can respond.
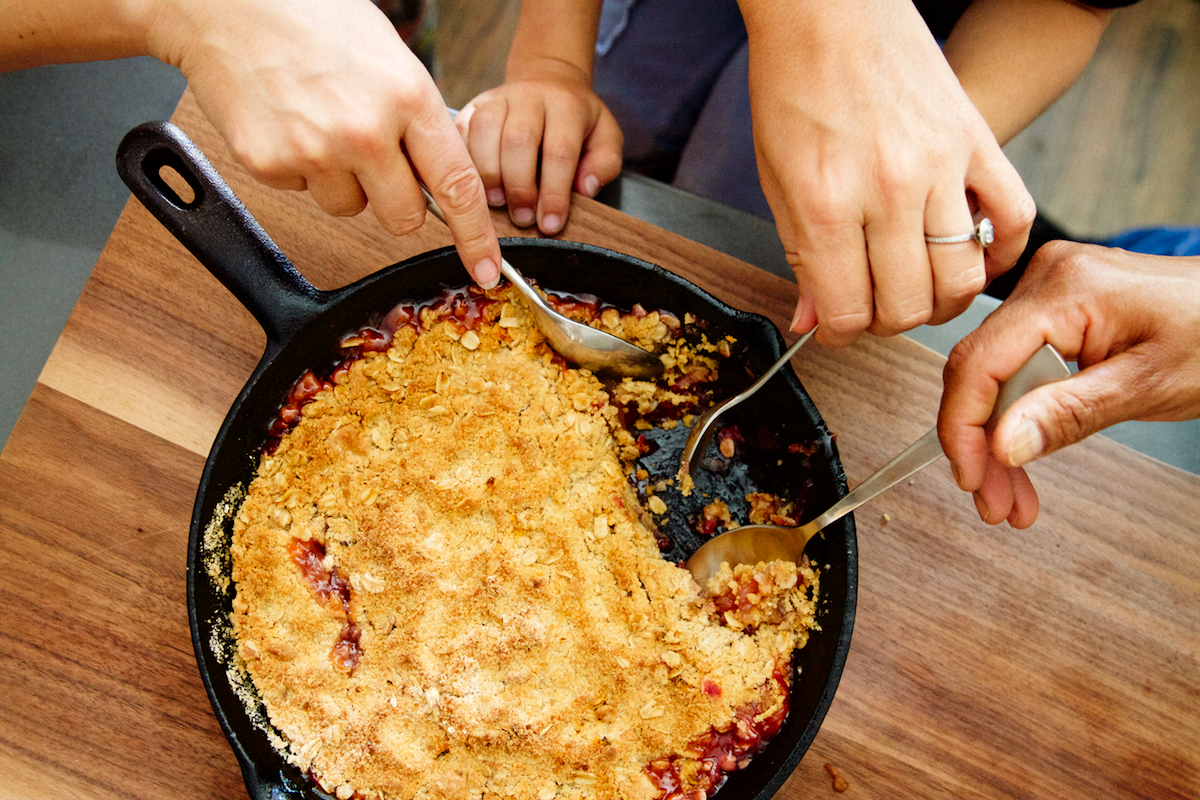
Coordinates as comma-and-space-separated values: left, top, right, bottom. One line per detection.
1, 56, 1197, 476
1, 57, 186, 451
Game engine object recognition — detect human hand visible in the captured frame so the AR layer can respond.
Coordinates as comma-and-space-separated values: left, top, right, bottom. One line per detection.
457, 71, 623, 236
148, 0, 501, 287
738, 0, 1036, 347
939, 241, 1200, 527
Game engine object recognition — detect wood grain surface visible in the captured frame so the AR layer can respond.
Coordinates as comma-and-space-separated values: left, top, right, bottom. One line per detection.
0, 91, 1197, 800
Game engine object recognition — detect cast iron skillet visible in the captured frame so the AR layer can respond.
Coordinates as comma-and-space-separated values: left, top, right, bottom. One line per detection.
116, 121, 857, 800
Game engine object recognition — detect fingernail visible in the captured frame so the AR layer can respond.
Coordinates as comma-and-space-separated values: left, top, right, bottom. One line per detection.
950, 459, 965, 489
541, 213, 562, 234
1006, 417, 1045, 467
789, 303, 804, 333
1006, 506, 1023, 528
973, 491, 992, 523
512, 207, 535, 227
475, 257, 500, 290
487, 188, 506, 207
583, 174, 600, 197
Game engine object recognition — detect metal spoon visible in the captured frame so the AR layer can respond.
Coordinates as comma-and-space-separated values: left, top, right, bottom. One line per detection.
680, 328, 816, 478
420, 186, 663, 378
685, 343, 1071, 585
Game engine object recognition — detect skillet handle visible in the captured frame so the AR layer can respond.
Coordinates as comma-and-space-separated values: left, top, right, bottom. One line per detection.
116, 121, 327, 346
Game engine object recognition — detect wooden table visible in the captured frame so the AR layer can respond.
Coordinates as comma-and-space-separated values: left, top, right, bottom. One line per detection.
2, 92, 1197, 800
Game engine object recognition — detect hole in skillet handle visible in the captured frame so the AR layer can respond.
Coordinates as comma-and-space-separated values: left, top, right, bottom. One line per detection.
145, 148, 201, 209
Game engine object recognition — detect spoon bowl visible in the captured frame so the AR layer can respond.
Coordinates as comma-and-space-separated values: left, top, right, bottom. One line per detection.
686, 343, 1071, 585
421, 187, 663, 378
496, 259, 664, 378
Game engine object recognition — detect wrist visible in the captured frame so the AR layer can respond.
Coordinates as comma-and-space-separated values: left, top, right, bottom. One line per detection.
505, 53, 592, 88
737, 0, 931, 64
504, 0, 598, 85
141, 0, 209, 71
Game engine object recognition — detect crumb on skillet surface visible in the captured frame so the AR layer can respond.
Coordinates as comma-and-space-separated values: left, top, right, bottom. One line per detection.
228, 283, 819, 800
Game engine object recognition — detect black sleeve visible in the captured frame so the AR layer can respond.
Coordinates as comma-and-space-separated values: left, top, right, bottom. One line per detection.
915, 0, 1142, 41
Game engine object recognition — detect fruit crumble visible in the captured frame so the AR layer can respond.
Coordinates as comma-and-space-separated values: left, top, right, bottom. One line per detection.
228, 282, 819, 800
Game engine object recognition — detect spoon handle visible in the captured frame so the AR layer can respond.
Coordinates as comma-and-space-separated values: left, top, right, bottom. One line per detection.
419, 185, 570, 321
796, 427, 944, 538
797, 342, 1071, 539
681, 328, 816, 476
723, 329, 816, 411
497, 258, 559, 318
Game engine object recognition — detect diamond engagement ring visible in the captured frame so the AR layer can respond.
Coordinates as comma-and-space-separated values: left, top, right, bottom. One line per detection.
925, 217, 994, 248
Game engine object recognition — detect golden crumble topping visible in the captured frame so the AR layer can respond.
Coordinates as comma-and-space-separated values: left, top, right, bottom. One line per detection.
229, 284, 818, 800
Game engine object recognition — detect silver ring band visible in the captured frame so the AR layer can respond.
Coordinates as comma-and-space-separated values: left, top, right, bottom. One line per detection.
926, 217, 994, 248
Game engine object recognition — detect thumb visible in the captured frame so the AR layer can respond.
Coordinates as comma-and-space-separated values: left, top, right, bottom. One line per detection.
992, 353, 1146, 467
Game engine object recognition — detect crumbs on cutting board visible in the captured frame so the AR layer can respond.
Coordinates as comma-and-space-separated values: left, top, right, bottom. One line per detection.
824, 762, 850, 792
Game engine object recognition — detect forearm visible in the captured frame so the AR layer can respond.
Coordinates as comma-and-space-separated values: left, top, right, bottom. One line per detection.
505, 0, 602, 84
0, 0, 157, 71
734, 0, 970, 132
736, 0, 942, 78
943, 0, 1112, 145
